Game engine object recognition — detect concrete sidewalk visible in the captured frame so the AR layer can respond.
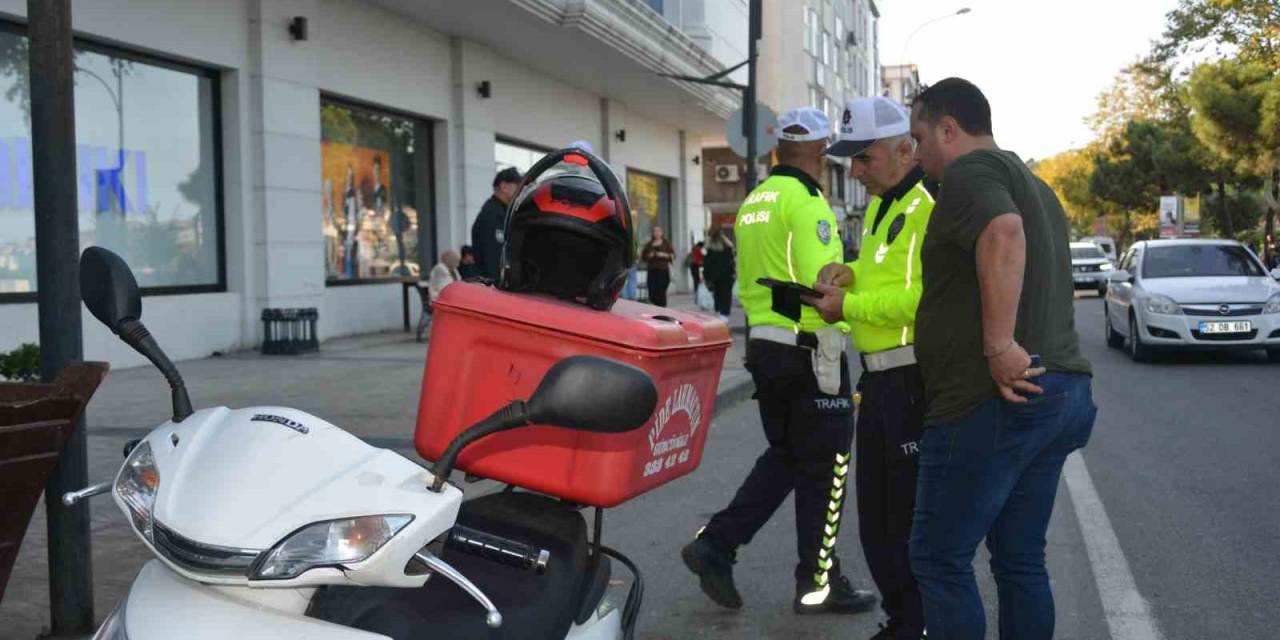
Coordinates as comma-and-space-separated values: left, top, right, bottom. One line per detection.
2, 306, 752, 638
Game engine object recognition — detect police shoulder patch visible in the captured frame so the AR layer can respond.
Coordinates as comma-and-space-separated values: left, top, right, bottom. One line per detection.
817, 219, 832, 245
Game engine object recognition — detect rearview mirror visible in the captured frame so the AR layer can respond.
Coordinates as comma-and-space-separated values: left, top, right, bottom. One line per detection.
1107, 269, 1133, 284
1271, 267, 1280, 281
80, 246, 142, 334
528, 356, 657, 434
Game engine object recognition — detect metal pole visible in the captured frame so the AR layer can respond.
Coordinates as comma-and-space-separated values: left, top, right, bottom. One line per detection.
29, 0, 94, 634
743, 0, 760, 194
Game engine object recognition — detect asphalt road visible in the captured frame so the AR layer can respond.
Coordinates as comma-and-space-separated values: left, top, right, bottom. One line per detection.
615, 296, 1280, 639
1074, 295, 1280, 640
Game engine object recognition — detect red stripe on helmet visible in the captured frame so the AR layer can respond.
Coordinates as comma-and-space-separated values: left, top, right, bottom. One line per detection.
532, 184, 617, 223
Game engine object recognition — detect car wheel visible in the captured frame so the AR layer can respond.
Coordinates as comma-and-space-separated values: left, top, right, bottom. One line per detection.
1268, 349, 1280, 364
1128, 313, 1152, 363
1104, 304, 1124, 349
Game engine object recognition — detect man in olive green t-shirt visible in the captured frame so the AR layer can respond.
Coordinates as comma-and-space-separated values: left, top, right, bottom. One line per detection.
905, 78, 1097, 640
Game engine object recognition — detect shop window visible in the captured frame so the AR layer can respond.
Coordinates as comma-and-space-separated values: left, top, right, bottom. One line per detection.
495, 137, 551, 175
0, 24, 223, 298
321, 98, 431, 282
626, 169, 672, 248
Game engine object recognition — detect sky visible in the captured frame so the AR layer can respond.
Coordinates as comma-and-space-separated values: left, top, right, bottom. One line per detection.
876, 0, 1181, 161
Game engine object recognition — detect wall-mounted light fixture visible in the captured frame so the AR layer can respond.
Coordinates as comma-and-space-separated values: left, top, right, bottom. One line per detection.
691, 155, 701, 165
615, 129, 627, 142
288, 16, 308, 41
476, 81, 491, 99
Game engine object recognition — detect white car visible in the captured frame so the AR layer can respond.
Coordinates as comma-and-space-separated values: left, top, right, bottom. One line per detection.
1070, 242, 1114, 295
1104, 239, 1280, 362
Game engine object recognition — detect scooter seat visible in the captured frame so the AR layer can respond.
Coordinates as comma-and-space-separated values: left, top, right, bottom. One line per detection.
307, 492, 594, 640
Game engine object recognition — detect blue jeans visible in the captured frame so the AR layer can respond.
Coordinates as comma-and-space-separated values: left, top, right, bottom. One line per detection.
909, 373, 1096, 640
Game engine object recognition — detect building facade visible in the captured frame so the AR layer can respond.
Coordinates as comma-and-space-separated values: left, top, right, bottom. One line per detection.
702, 0, 881, 253
882, 63, 922, 106
0, 0, 736, 367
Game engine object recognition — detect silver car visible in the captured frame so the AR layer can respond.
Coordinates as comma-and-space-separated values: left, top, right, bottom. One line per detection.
1104, 239, 1280, 362
1070, 241, 1114, 295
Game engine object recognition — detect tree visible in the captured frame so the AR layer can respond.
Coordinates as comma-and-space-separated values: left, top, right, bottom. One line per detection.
1034, 146, 1115, 237
1188, 57, 1280, 257
1087, 61, 1185, 142
1153, 0, 1279, 69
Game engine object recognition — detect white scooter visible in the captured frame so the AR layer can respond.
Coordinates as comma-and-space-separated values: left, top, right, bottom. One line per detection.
70, 247, 657, 640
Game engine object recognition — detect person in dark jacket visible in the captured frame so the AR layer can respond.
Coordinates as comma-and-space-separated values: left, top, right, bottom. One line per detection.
471, 167, 522, 281
458, 245, 480, 280
702, 227, 736, 320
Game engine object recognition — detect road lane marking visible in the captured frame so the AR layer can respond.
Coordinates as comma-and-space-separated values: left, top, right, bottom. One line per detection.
1063, 451, 1165, 640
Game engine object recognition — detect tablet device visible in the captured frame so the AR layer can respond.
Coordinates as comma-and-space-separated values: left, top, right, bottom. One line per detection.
756, 278, 820, 321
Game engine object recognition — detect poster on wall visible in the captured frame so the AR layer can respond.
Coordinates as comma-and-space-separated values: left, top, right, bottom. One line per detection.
321, 141, 393, 280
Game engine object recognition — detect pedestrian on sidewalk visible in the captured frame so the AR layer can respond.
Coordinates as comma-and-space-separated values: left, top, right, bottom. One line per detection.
471, 167, 522, 282
681, 106, 877, 616
427, 250, 461, 302
906, 78, 1096, 640
807, 95, 936, 640
458, 245, 480, 280
690, 240, 705, 290
641, 226, 675, 306
702, 228, 735, 321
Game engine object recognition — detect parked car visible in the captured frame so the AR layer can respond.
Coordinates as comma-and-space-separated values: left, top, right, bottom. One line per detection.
1103, 239, 1280, 362
1070, 242, 1113, 295
1081, 235, 1118, 261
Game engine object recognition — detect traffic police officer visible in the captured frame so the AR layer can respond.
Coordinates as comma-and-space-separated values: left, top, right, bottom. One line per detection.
682, 107, 878, 615
809, 96, 935, 640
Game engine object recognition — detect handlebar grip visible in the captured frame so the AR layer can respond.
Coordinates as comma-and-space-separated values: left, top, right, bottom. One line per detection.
447, 525, 550, 575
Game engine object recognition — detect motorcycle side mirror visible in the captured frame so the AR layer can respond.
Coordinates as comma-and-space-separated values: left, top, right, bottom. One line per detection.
80, 247, 193, 423
527, 356, 657, 434
81, 246, 142, 332
429, 356, 657, 491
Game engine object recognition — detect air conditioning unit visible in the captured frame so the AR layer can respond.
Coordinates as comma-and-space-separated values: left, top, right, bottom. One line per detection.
714, 164, 740, 183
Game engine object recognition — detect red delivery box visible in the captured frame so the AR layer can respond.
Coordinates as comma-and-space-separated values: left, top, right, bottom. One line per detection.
416, 283, 731, 507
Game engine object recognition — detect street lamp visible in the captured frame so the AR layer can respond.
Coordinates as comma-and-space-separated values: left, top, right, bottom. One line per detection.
898, 7, 972, 66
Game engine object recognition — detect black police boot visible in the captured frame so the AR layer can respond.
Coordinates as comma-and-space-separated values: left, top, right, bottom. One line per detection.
793, 574, 877, 614
680, 535, 742, 609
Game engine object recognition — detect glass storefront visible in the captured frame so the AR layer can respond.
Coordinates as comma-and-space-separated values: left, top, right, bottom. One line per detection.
321, 99, 428, 281
0, 25, 222, 296
626, 169, 672, 246
495, 138, 550, 175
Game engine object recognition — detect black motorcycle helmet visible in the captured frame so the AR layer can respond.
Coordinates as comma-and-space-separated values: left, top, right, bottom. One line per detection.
499, 148, 634, 311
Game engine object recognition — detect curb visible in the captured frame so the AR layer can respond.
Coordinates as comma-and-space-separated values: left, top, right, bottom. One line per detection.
712, 372, 755, 415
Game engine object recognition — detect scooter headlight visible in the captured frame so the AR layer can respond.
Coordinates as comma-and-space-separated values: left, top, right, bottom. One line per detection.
115, 441, 160, 543
251, 514, 413, 580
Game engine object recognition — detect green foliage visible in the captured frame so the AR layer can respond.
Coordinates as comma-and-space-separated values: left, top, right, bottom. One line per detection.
1034, 146, 1114, 237
0, 343, 40, 382
1187, 58, 1280, 176
1201, 188, 1266, 237
1153, 0, 1279, 68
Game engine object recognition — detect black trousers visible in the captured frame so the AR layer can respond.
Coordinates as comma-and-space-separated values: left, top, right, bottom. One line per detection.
710, 278, 733, 316
647, 268, 669, 307
690, 264, 702, 289
703, 339, 855, 588
856, 363, 926, 634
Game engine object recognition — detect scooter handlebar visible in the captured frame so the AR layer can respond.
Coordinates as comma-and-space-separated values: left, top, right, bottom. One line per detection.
447, 525, 550, 575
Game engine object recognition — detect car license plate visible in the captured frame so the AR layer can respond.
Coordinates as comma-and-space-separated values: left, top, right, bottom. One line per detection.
1199, 320, 1252, 334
